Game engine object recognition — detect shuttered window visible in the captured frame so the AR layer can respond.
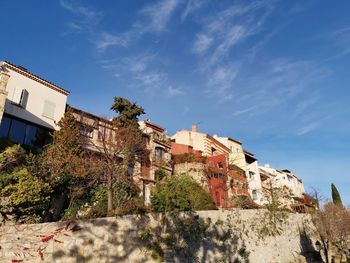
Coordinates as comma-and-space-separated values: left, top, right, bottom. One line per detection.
42, 100, 56, 119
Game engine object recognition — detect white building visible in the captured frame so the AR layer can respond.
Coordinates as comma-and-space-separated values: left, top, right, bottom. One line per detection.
259, 164, 305, 198
0, 61, 69, 147
171, 125, 230, 157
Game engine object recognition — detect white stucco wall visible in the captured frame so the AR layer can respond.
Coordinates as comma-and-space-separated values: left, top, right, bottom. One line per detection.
246, 160, 264, 204
260, 165, 305, 198
2, 63, 68, 130
213, 135, 246, 170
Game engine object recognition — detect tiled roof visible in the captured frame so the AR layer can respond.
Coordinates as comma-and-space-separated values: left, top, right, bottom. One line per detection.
2, 61, 69, 95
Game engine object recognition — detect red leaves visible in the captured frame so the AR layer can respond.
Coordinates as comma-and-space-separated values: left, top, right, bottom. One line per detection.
41, 235, 54, 243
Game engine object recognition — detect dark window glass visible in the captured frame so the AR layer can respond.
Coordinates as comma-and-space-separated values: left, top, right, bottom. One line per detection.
155, 147, 164, 161
0, 117, 11, 138
8, 119, 26, 144
24, 125, 37, 146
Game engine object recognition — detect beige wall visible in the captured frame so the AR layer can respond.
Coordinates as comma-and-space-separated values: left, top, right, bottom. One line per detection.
1, 62, 68, 130
172, 130, 229, 157
0, 210, 316, 263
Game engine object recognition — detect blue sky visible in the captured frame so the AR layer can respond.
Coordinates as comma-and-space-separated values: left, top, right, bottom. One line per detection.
1, 0, 349, 205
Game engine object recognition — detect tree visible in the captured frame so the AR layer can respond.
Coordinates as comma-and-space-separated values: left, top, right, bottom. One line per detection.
150, 174, 216, 212
312, 202, 350, 263
38, 109, 95, 221
90, 97, 147, 214
110, 97, 145, 128
331, 183, 343, 207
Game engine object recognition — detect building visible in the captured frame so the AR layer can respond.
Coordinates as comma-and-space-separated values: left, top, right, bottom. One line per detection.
138, 120, 172, 203
212, 135, 246, 170
206, 154, 231, 209
0, 61, 69, 147
171, 125, 230, 157
259, 164, 306, 210
212, 134, 263, 205
244, 150, 263, 204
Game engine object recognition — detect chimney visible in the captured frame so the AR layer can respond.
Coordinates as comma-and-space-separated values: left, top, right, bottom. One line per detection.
191, 124, 198, 132
264, 163, 270, 168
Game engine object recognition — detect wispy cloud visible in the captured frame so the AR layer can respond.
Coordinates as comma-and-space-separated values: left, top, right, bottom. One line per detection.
60, 0, 102, 32
181, 0, 208, 21
297, 121, 321, 136
192, 34, 213, 54
138, 0, 182, 33
232, 106, 257, 117
191, 0, 277, 98
96, 32, 127, 50
167, 86, 185, 97
207, 64, 240, 96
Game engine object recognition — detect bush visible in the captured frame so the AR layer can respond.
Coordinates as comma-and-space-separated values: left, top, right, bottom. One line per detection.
151, 174, 216, 212
0, 168, 52, 221
115, 197, 150, 216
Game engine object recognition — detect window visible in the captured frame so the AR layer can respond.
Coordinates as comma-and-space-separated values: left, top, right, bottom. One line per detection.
155, 147, 165, 161
42, 100, 56, 119
80, 125, 94, 138
0, 115, 51, 147
249, 171, 254, 180
218, 162, 223, 169
287, 175, 292, 182
252, 190, 258, 200
12, 88, 28, 108
0, 116, 11, 137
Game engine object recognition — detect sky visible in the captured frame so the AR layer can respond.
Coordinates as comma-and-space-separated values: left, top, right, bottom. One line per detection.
1, 0, 349, 205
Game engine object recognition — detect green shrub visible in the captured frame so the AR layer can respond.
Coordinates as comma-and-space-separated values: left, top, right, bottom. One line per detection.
0, 168, 52, 221
151, 174, 216, 212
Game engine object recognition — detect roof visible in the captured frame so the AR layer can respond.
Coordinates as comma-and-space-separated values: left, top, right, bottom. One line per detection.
226, 136, 242, 145
143, 120, 165, 133
2, 61, 70, 95
69, 105, 112, 124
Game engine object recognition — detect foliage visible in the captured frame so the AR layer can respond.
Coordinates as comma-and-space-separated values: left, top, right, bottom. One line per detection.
0, 144, 27, 173
115, 197, 149, 216
151, 174, 216, 212
172, 153, 207, 164
312, 202, 350, 263
0, 137, 14, 152
111, 97, 145, 128
331, 183, 343, 207
0, 168, 52, 222
154, 169, 167, 182
40, 109, 84, 180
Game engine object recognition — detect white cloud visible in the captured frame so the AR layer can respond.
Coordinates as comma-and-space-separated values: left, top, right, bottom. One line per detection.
192, 34, 213, 54
139, 0, 182, 33
232, 106, 257, 117
181, 0, 207, 21
297, 121, 320, 136
167, 86, 185, 96
207, 64, 240, 95
96, 32, 127, 50
60, 0, 102, 31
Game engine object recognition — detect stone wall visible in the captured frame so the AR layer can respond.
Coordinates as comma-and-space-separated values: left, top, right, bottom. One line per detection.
174, 162, 208, 189
0, 210, 318, 263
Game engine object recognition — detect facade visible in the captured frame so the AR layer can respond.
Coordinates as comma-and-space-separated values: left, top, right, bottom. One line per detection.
244, 151, 263, 204
0, 61, 69, 147
259, 164, 306, 210
206, 154, 230, 209
212, 135, 246, 170
138, 120, 172, 203
171, 125, 230, 157
228, 164, 252, 207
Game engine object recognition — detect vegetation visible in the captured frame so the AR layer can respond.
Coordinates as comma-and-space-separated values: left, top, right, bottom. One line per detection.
331, 183, 343, 207
150, 174, 216, 212
172, 152, 207, 164
312, 202, 350, 263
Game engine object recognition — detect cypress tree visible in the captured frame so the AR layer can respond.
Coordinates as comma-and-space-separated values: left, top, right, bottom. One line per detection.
331, 183, 343, 207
